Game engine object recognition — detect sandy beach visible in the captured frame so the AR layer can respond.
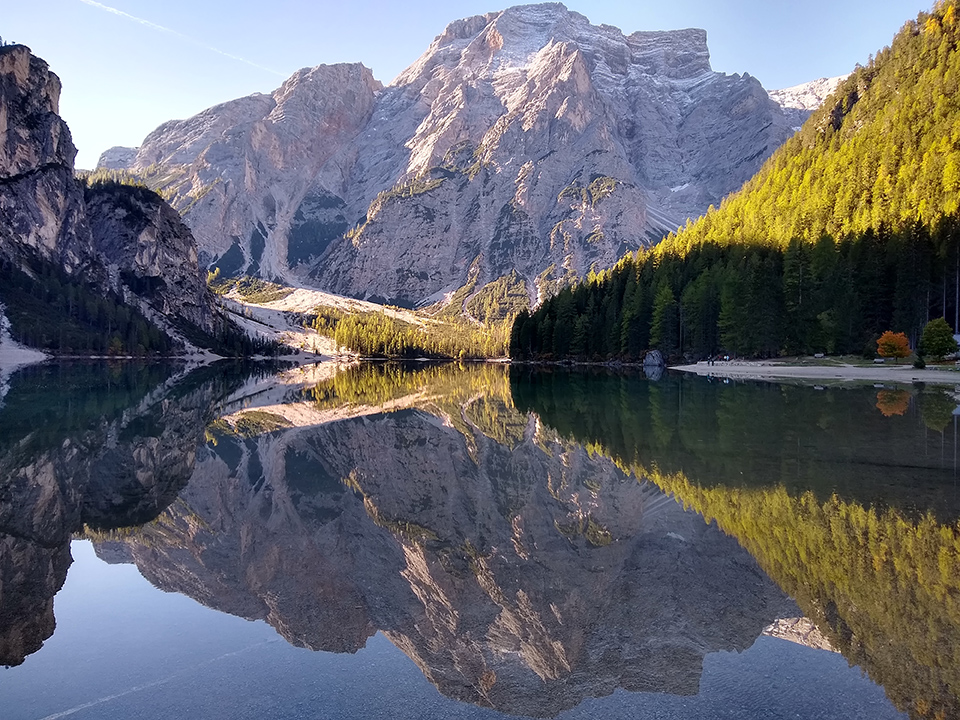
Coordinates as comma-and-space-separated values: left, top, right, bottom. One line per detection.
673, 360, 960, 386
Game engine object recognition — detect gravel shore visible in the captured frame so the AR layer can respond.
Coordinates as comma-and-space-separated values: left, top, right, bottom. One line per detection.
673, 360, 960, 386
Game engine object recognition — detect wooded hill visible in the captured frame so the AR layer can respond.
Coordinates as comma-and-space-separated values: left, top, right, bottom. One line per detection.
511, 1, 960, 361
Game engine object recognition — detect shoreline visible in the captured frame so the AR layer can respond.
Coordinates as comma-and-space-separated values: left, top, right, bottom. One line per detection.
0, 340, 50, 407
673, 360, 960, 385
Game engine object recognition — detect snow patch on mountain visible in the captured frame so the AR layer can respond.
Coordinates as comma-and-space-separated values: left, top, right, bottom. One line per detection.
0, 303, 49, 407
769, 75, 848, 129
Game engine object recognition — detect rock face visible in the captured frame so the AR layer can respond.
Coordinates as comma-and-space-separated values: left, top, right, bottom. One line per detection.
96, 366, 793, 716
108, 3, 795, 307
95, 145, 138, 170
768, 75, 847, 130
125, 65, 382, 280
0, 44, 219, 346
0, 46, 97, 276
85, 183, 216, 332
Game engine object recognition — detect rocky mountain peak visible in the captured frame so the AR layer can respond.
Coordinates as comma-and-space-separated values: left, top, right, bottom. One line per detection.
271, 63, 382, 120
625, 28, 711, 79
0, 45, 75, 178
96, 146, 139, 170
770, 75, 848, 111
0, 45, 224, 352
768, 75, 848, 129
398, 4, 712, 93
0, 44, 92, 272
135, 92, 277, 168
99, 6, 794, 307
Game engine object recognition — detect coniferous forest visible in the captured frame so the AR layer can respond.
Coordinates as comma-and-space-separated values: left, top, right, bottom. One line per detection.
0, 250, 285, 358
0, 254, 174, 356
512, 1, 960, 361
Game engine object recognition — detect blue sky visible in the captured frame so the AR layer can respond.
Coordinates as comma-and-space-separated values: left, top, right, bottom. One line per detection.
6, 0, 931, 168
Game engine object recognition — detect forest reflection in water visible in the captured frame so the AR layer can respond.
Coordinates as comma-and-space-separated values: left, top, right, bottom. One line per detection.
512, 366, 960, 720
1, 360, 953, 718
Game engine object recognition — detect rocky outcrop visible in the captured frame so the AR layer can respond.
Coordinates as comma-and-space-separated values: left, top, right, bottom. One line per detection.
124, 66, 382, 279
85, 182, 216, 332
106, 4, 794, 307
98, 368, 793, 715
95, 145, 138, 170
0, 45, 97, 276
0, 44, 221, 351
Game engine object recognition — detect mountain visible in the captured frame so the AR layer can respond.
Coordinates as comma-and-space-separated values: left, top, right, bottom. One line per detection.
511, 1, 960, 361
0, 46, 94, 276
95, 145, 137, 170
103, 3, 796, 308
664, 3, 960, 248
767, 75, 847, 129
83, 180, 216, 335
0, 44, 253, 356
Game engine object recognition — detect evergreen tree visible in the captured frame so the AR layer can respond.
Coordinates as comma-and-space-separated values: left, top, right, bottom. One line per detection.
649, 283, 680, 356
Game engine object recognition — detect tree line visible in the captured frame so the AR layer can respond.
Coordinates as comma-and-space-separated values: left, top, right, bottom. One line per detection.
512, 2, 960, 362
308, 307, 511, 359
511, 220, 960, 360
256, 0, 960, 365
0, 254, 173, 355
667, 1, 960, 249
0, 251, 286, 358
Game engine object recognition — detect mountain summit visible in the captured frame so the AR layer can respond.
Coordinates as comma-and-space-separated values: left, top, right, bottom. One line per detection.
104, 3, 795, 307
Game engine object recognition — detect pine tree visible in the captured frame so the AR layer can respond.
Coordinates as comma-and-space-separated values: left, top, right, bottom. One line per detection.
650, 283, 679, 356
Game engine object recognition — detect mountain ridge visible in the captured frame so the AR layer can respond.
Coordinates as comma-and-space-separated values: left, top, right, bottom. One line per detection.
99, 3, 798, 308
767, 75, 848, 130
0, 44, 259, 357
509, 1, 960, 361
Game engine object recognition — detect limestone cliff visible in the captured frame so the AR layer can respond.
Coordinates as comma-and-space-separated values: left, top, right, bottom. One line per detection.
95, 145, 137, 170
124, 65, 382, 280
84, 182, 216, 333
0, 45, 96, 276
0, 44, 221, 351
768, 75, 847, 130
106, 4, 794, 307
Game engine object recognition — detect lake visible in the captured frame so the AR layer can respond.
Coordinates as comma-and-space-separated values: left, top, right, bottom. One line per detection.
2, 359, 958, 719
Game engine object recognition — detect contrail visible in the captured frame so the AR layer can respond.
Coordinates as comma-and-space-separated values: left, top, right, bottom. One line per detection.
77, 0, 286, 77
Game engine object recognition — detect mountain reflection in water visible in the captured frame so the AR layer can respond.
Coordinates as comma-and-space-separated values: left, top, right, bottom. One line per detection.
0, 360, 242, 666
1, 361, 945, 718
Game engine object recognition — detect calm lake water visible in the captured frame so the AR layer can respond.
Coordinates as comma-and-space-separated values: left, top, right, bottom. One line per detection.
2, 359, 958, 719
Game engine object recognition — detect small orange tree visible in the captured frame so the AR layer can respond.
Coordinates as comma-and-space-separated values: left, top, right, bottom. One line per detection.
877, 331, 911, 363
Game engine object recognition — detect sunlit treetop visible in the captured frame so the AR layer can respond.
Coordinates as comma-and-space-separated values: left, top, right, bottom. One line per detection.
654, 0, 960, 259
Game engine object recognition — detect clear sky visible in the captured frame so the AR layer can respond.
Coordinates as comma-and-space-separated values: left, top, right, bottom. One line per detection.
5, 0, 932, 169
